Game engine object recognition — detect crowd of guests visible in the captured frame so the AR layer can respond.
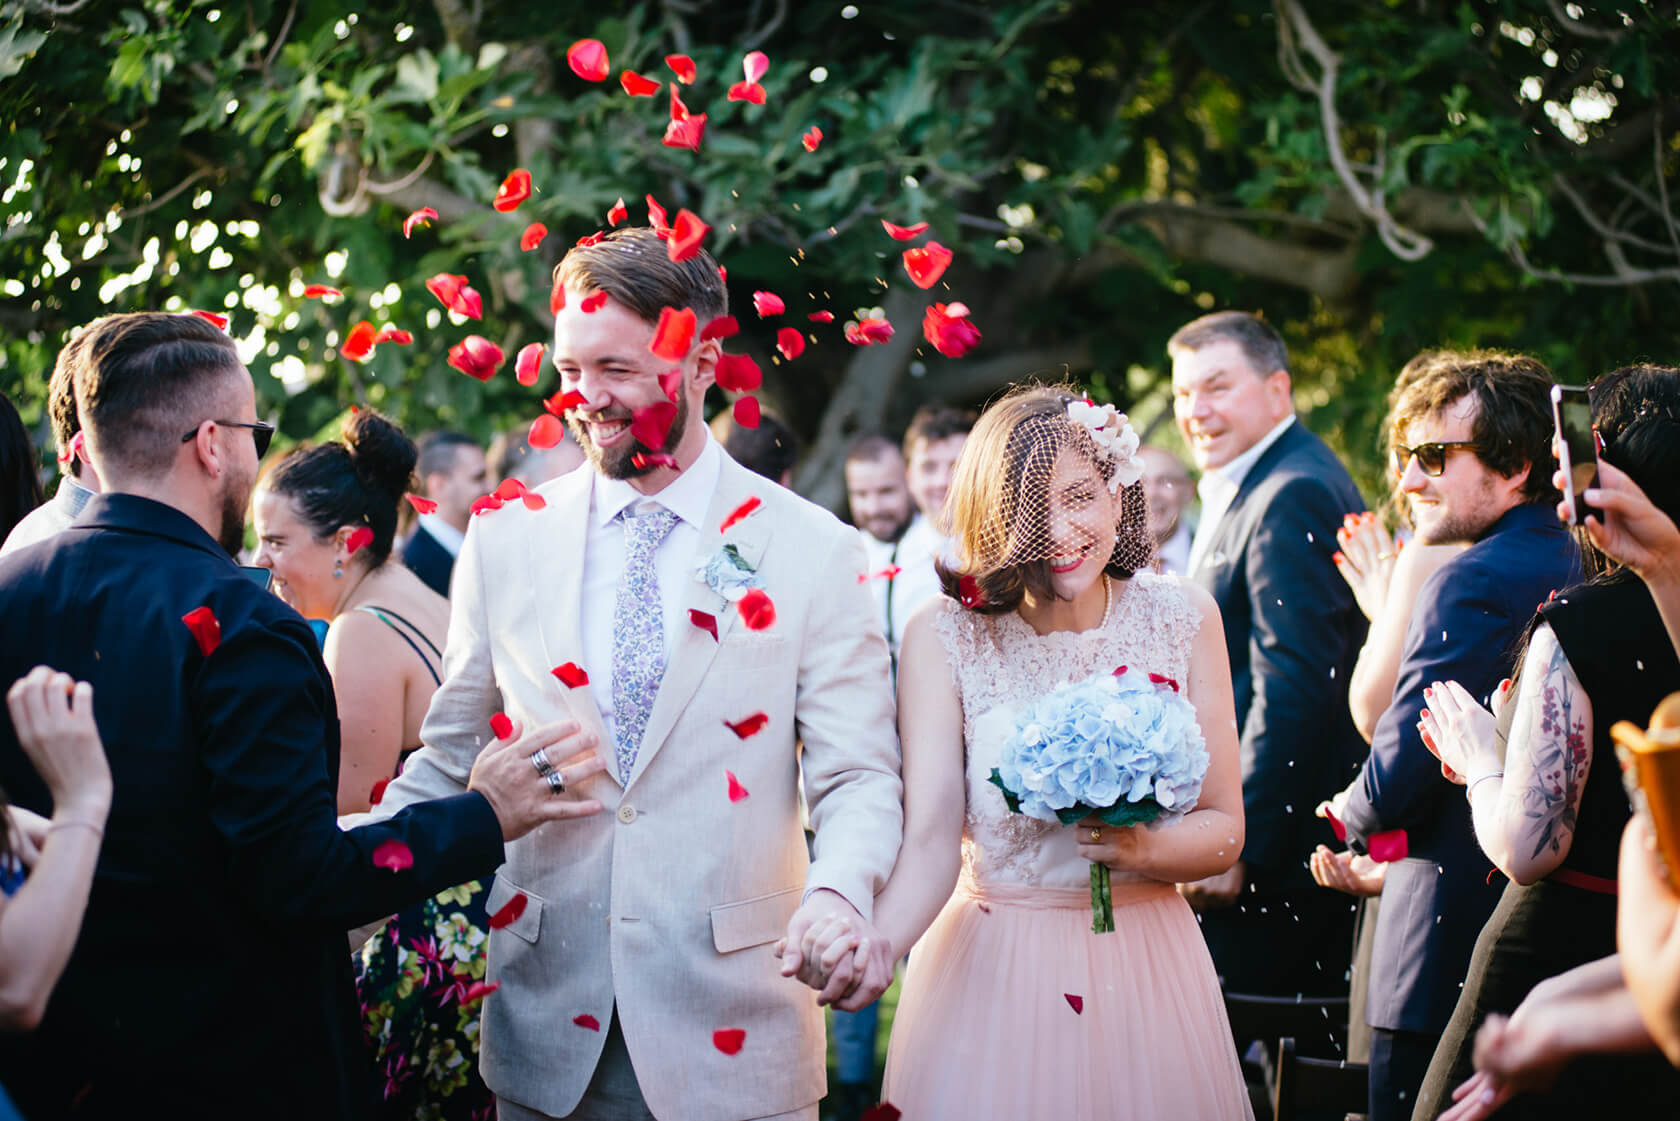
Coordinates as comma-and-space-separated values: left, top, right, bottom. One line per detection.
0, 274, 1678, 1121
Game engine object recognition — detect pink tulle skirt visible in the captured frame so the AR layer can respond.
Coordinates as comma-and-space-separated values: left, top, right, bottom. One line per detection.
882, 876, 1254, 1121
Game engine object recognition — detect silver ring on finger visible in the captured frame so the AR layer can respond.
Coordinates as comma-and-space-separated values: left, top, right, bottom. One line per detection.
530, 748, 554, 778
545, 769, 567, 795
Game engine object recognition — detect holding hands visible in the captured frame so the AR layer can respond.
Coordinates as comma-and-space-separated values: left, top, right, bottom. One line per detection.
776, 888, 895, 1011
1334, 511, 1399, 623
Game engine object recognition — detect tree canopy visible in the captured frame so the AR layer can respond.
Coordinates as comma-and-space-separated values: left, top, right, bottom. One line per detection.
2, 0, 1676, 508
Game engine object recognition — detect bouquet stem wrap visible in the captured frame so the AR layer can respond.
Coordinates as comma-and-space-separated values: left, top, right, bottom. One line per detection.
1090, 863, 1114, 934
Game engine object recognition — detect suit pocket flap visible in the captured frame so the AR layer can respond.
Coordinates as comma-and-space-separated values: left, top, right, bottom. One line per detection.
484, 877, 543, 944
709, 886, 802, 954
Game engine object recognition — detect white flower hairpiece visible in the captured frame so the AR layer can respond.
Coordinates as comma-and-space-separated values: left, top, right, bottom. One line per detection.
1066, 398, 1143, 492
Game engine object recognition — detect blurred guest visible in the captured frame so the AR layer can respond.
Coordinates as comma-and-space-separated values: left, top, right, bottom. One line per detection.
0, 395, 43, 543
710, 408, 801, 487
1320, 350, 1580, 1120
895, 404, 975, 630
1167, 311, 1366, 1005
1138, 445, 1193, 574
402, 431, 488, 598
0, 311, 592, 1120
843, 434, 918, 666
256, 410, 500, 1121
1, 345, 99, 557
0, 667, 110, 1031
490, 425, 584, 488
1412, 366, 1680, 1118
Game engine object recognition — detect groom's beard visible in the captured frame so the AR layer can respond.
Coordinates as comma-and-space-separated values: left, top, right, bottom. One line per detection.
568, 392, 689, 479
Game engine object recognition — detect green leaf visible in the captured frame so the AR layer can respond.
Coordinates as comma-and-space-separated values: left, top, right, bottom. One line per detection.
986, 769, 1022, 815
1098, 798, 1164, 828
0, 17, 47, 81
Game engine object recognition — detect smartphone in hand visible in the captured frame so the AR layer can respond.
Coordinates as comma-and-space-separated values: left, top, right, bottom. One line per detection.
1551, 384, 1600, 526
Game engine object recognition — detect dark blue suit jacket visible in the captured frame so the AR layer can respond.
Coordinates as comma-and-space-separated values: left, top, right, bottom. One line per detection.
0, 495, 504, 1120
402, 523, 455, 598
1192, 421, 1369, 993
1341, 502, 1581, 1033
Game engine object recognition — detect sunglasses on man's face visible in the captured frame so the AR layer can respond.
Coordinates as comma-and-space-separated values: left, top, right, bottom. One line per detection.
181, 420, 276, 459
1390, 440, 1479, 478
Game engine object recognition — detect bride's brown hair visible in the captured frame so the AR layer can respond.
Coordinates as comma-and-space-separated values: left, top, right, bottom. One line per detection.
937, 383, 1151, 614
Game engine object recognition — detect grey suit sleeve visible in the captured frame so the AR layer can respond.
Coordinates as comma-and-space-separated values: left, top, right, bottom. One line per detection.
797, 527, 905, 922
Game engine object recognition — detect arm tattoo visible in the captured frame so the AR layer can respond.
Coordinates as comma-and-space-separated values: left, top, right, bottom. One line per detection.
1522, 640, 1587, 861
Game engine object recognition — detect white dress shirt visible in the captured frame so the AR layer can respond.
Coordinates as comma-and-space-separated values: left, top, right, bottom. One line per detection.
1, 478, 95, 558
891, 514, 948, 630
1155, 520, 1193, 576
579, 437, 723, 749
1187, 414, 1295, 575
415, 511, 466, 557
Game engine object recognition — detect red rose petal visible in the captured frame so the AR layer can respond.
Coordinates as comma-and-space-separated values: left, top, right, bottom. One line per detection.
752, 290, 785, 318
488, 891, 528, 929
515, 342, 546, 386
649, 306, 697, 361
663, 112, 706, 152
808, 310, 834, 322
372, 839, 413, 872
490, 712, 514, 740
493, 168, 532, 212
631, 452, 680, 471
374, 326, 413, 345
567, 39, 609, 82
369, 778, 389, 806
341, 320, 380, 363
403, 207, 439, 238
190, 310, 229, 329
902, 242, 953, 289
1147, 672, 1180, 693
544, 389, 588, 415
844, 316, 894, 346
712, 1027, 746, 1055
726, 770, 750, 802
493, 478, 527, 501
1368, 829, 1410, 863
1065, 993, 1084, 1014
630, 401, 678, 449
657, 368, 684, 406
859, 565, 902, 583
181, 605, 221, 656
725, 713, 769, 739
882, 220, 929, 241
520, 222, 548, 252
580, 291, 609, 314
736, 588, 776, 631
345, 526, 375, 555
552, 662, 590, 689
426, 273, 483, 319
742, 50, 769, 83
958, 574, 986, 609
1324, 806, 1348, 843
405, 493, 438, 515
607, 197, 629, 226
667, 209, 710, 262
861, 1107, 902, 1121
701, 315, 739, 341
922, 302, 982, 358
646, 194, 669, 233
462, 980, 500, 1003
619, 70, 658, 97
666, 54, 696, 84
715, 353, 762, 393
732, 396, 761, 428
303, 284, 341, 299
529, 414, 565, 450
689, 609, 719, 642
521, 492, 547, 511
775, 327, 805, 361
470, 494, 505, 516
727, 81, 766, 105
720, 496, 762, 532
447, 335, 503, 381
1113, 664, 1129, 676
802, 126, 823, 153
574, 1013, 602, 1031
550, 277, 567, 317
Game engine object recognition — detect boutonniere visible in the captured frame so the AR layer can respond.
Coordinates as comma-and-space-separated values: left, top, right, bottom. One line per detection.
697, 542, 762, 602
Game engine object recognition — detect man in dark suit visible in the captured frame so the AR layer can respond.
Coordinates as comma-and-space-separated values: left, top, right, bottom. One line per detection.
1169, 311, 1368, 1001
0, 313, 603, 1120
1323, 350, 1581, 1120
403, 430, 488, 597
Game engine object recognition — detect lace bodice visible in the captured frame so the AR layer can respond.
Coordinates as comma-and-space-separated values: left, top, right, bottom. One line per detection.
931, 570, 1204, 891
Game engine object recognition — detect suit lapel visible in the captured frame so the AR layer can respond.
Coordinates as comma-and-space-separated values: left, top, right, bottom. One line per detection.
625, 461, 773, 789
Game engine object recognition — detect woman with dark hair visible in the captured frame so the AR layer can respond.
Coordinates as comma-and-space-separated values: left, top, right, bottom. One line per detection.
825, 384, 1251, 1118
1415, 366, 1680, 1118
252, 410, 493, 1121
0, 394, 44, 543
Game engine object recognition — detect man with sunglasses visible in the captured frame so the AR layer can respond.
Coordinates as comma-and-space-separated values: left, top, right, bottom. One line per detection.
0, 312, 596, 1121
1320, 349, 1581, 1120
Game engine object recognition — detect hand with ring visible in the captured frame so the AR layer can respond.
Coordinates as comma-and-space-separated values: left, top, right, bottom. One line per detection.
1075, 815, 1149, 872
467, 717, 607, 841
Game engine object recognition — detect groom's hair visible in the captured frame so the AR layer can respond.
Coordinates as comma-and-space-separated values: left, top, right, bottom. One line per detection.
552, 227, 727, 327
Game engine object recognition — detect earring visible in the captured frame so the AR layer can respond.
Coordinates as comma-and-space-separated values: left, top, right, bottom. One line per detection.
334, 559, 344, 579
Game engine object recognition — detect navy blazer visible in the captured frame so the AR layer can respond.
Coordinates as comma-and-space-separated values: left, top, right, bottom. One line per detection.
402, 522, 456, 598
0, 495, 505, 1120
1193, 421, 1369, 882
1341, 502, 1581, 1033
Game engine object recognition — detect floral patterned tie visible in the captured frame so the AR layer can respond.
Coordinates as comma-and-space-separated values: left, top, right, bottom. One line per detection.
611, 505, 680, 782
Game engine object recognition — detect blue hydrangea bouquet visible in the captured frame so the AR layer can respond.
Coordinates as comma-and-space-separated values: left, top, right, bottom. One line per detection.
988, 666, 1209, 932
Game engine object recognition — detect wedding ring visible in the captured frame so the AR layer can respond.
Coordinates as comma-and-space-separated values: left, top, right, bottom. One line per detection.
545, 769, 567, 795
1089, 827, 1102, 843
530, 749, 554, 778
1376, 551, 1398, 560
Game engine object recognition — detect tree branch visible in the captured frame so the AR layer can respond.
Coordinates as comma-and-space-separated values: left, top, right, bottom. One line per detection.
741, 0, 788, 52
1465, 205, 1680, 287
114, 167, 214, 221
1545, 0, 1625, 41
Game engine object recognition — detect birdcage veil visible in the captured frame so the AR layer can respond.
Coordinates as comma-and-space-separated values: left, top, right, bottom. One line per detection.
939, 384, 1154, 613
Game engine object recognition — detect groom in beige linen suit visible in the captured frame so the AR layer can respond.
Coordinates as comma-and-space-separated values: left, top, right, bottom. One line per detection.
362, 227, 903, 1121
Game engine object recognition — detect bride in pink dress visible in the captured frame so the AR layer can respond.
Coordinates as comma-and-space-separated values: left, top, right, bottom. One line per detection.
868, 385, 1252, 1119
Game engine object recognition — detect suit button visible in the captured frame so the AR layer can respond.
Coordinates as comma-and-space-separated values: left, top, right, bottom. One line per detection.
617, 805, 637, 824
